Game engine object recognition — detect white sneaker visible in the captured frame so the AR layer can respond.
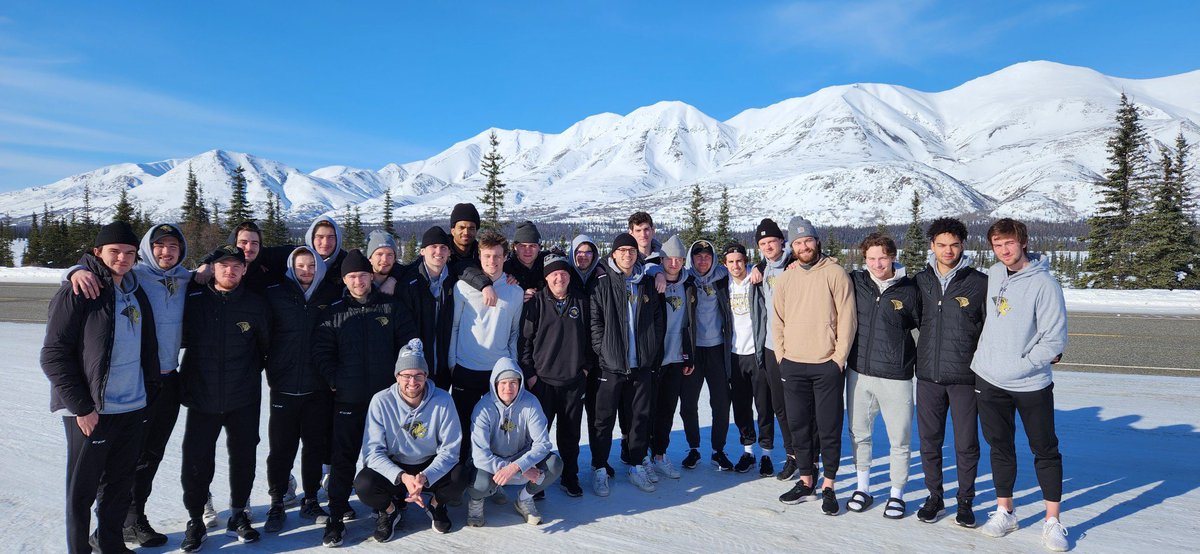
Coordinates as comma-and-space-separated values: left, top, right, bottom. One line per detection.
627, 465, 656, 493
1042, 518, 1069, 552
979, 508, 1019, 538
652, 456, 681, 479
592, 468, 611, 497
641, 457, 660, 483
281, 474, 299, 507
203, 493, 218, 528
466, 498, 486, 527
514, 498, 542, 525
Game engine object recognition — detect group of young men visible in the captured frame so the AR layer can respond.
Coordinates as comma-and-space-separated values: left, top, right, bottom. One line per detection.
41, 200, 1071, 553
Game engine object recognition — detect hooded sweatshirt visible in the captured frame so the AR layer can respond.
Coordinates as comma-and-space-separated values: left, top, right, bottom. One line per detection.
361, 379, 461, 486
569, 234, 601, 295
928, 250, 974, 293
970, 254, 1068, 392
305, 216, 346, 277
686, 240, 730, 348
759, 251, 791, 350
284, 245, 328, 301
661, 271, 692, 365
771, 255, 856, 367
449, 270, 523, 371
470, 359, 553, 474
104, 270, 148, 413
609, 256, 649, 368
265, 247, 338, 394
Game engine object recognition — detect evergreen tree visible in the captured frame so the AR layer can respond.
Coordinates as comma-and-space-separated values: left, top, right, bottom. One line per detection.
181, 164, 208, 226
343, 205, 365, 250
900, 190, 927, 270
382, 190, 395, 235
1136, 133, 1198, 288
210, 200, 223, 230
0, 215, 13, 266
261, 192, 289, 246
715, 185, 732, 248
225, 165, 254, 226
404, 233, 418, 264
824, 232, 845, 263
682, 183, 707, 245
1081, 93, 1152, 288
113, 188, 136, 224
25, 212, 41, 266
478, 131, 506, 231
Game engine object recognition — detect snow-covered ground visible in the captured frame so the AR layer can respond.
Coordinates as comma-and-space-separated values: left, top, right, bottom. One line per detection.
3, 321, 1197, 553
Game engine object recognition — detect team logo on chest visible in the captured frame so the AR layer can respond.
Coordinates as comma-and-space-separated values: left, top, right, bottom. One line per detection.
121, 304, 141, 326
891, 299, 904, 310
666, 295, 683, 311
501, 418, 516, 433
237, 322, 251, 333
405, 420, 428, 439
954, 296, 970, 308
567, 306, 581, 319
376, 316, 389, 327
161, 277, 179, 296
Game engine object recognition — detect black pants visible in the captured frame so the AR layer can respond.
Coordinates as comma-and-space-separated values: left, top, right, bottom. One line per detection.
591, 369, 653, 468
763, 348, 792, 457
181, 403, 260, 519
977, 379, 1063, 502
354, 461, 470, 510
532, 378, 585, 485
328, 402, 369, 518
729, 353, 762, 448
916, 379, 980, 503
780, 359, 844, 479
64, 409, 145, 554
267, 389, 332, 503
128, 372, 180, 522
680, 345, 731, 452
650, 362, 686, 456
452, 365, 491, 429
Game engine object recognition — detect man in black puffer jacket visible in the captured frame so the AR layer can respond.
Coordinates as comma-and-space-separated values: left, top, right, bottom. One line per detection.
393, 226, 457, 391
844, 233, 921, 519
911, 217, 987, 527
179, 244, 270, 549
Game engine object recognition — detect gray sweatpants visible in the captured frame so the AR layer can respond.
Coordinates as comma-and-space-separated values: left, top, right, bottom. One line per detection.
846, 370, 914, 490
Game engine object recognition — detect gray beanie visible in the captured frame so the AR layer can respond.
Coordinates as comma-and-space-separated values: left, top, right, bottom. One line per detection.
367, 230, 397, 257
660, 234, 687, 259
395, 338, 428, 374
513, 221, 541, 244
788, 216, 819, 242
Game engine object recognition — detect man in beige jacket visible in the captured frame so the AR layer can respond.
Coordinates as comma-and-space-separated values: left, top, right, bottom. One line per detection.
772, 217, 856, 515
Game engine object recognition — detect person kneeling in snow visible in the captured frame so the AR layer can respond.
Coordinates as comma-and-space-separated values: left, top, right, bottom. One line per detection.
467, 358, 563, 526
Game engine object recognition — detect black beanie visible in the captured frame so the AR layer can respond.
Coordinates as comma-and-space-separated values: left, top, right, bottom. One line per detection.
94, 221, 140, 248
450, 203, 481, 228
755, 218, 785, 242
421, 226, 451, 248
340, 249, 372, 277
513, 221, 540, 244
611, 232, 637, 251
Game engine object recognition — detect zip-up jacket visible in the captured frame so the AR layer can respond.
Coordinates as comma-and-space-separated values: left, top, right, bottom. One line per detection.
589, 261, 666, 374
751, 252, 793, 366
180, 281, 269, 414
913, 259, 987, 385
504, 251, 549, 292
313, 289, 417, 404
848, 268, 921, 380
393, 260, 456, 385
361, 381, 461, 486
264, 247, 340, 394
518, 287, 591, 386
686, 242, 733, 375
470, 360, 553, 474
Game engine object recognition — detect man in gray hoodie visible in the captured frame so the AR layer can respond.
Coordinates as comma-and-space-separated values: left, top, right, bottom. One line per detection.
971, 218, 1069, 552
467, 358, 563, 527
679, 239, 735, 471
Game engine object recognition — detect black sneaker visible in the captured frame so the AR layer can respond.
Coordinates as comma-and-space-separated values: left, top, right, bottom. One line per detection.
264, 502, 285, 533
917, 495, 945, 523
758, 455, 775, 477
778, 480, 816, 504
560, 478, 584, 497
343, 507, 358, 521
681, 449, 701, 469
373, 506, 403, 543
775, 456, 799, 480
733, 452, 755, 473
91, 531, 134, 553
226, 510, 260, 543
300, 497, 331, 525
123, 513, 168, 547
428, 502, 452, 534
711, 451, 734, 471
322, 518, 345, 547
955, 498, 976, 528
821, 487, 840, 515
181, 518, 207, 553
533, 490, 546, 501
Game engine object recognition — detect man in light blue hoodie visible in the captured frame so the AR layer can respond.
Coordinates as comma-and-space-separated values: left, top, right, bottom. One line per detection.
467, 358, 563, 527
971, 218, 1069, 552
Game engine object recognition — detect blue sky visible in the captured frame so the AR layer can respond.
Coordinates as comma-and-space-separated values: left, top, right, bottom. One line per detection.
1, 0, 1197, 192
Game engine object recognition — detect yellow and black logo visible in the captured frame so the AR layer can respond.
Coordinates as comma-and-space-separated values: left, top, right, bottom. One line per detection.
376, 316, 389, 327
891, 299, 904, 310
405, 420, 428, 439
237, 322, 251, 333
955, 296, 970, 308
666, 295, 683, 311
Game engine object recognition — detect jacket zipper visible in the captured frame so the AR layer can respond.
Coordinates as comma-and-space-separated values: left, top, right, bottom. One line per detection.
97, 287, 117, 413
865, 279, 880, 374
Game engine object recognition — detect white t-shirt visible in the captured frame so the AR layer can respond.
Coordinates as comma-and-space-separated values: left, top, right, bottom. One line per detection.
728, 275, 755, 356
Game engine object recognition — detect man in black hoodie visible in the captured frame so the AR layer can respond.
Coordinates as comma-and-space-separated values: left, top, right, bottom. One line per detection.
178, 245, 270, 550
42, 221, 161, 554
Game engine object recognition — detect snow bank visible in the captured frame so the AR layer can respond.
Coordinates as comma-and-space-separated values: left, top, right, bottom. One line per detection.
0, 266, 62, 283
1064, 289, 1200, 315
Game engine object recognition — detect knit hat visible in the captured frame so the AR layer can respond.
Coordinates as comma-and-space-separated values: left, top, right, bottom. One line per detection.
94, 221, 139, 248
421, 226, 451, 248
148, 223, 184, 245
755, 218, 785, 242
201, 244, 246, 265
450, 203, 481, 228
542, 253, 571, 278
340, 249, 372, 277
612, 232, 638, 251
660, 235, 687, 259
366, 230, 397, 257
788, 216, 819, 242
723, 242, 747, 258
513, 221, 541, 245
690, 240, 715, 257
394, 338, 429, 375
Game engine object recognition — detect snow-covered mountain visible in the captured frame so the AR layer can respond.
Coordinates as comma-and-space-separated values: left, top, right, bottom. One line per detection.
2, 61, 1197, 227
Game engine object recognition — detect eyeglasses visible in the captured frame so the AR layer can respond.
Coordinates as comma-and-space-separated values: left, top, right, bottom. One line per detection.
577, 250, 595, 256
397, 373, 427, 382
614, 247, 637, 254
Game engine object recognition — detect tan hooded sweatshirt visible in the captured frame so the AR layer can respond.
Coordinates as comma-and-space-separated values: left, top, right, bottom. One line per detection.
771, 256, 856, 367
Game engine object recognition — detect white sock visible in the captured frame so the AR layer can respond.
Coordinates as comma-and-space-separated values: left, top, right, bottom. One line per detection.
890, 487, 903, 500
518, 488, 533, 501
856, 470, 870, 493
762, 449, 772, 458
744, 445, 754, 454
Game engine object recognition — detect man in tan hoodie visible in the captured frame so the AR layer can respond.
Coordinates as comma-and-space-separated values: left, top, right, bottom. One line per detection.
772, 217, 856, 515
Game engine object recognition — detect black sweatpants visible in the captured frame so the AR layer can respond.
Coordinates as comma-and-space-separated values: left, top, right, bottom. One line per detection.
327, 401, 369, 518
780, 359, 844, 480
267, 389, 332, 503
729, 353, 761, 448
650, 362, 686, 456
64, 409, 145, 554
591, 369, 653, 468
181, 403, 260, 519
128, 372, 180, 522
763, 348, 793, 457
532, 378, 585, 485
680, 345, 731, 452
354, 460, 471, 510
916, 379, 980, 503
977, 379, 1063, 502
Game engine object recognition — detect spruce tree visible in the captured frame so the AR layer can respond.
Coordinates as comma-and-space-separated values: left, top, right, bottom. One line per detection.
25, 212, 41, 266
404, 233, 418, 263
900, 190, 927, 270
382, 190, 395, 235
1081, 93, 1152, 288
478, 131, 506, 231
682, 183, 707, 245
113, 189, 136, 224
0, 215, 13, 266
342, 205, 365, 250
181, 164, 208, 225
261, 192, 289, 247
715, 185, 732, 248
225, 165, 254, 226
1137, 132, 1199, 289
